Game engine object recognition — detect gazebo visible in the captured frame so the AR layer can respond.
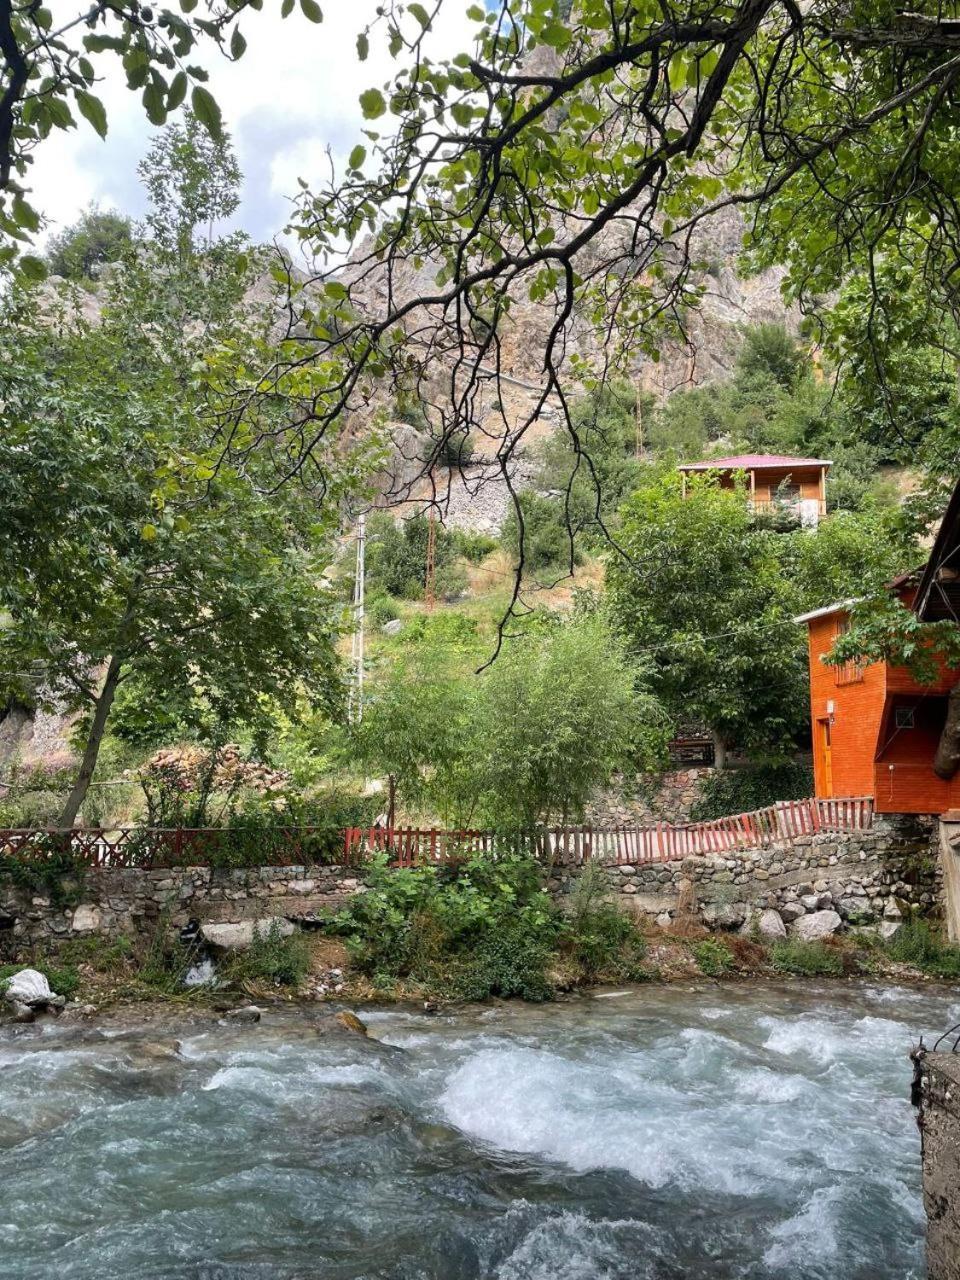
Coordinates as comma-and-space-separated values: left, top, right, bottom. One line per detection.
678, 453, 831, 527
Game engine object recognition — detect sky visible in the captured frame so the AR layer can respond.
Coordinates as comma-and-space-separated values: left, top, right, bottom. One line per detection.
29, 0, 477, 251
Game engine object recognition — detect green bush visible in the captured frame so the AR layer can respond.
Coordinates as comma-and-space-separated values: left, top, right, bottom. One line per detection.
885, 919, 960, 978
690, 761, 814, 821
691, 937, 734, 977
226, 921, 310, 988
0, 843, 87, 909
501, 492, 585, 573
454, 529, 499, 562
368, 594, 401, 627
560, 861, 648, 981
770, 938, 844, 976
366, 512, 461, 601
332, 853, 560, 999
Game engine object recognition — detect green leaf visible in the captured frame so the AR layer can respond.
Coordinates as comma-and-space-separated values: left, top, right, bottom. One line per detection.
141, 524, 158, 542
408, 2, 430, 28
18, 255, 47, 282
191, 85, 222, 139
450, 101, 472, 128
348, 144, 366, 169
466, 4, 484, 18
356, 31, 369, 59
143, 80, 167, 126
300, 0, 323, 22
167, 70, 188, 110
359, 88, 386, 119
230, 27, 246, 58
12, 195, 40, 233
281, 0, 294, 13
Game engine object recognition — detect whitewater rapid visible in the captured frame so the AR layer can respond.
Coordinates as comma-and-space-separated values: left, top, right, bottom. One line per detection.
0, 980, 953, 1279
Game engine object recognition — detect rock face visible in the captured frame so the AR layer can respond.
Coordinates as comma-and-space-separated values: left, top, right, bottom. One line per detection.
1, 968, 65, 1010
200, 918, 295, 951
792, 910, 843, 941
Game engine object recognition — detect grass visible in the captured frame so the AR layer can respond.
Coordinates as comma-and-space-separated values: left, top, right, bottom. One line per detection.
770, 938, 844, 977
885, 919, 960, 978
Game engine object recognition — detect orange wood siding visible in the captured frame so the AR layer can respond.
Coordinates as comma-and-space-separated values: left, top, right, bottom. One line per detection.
806, 604, 960, 813
807, 612, 885, 798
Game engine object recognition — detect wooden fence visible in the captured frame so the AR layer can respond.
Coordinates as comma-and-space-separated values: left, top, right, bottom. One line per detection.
342, 795, 875, 867
0, 796, 873, 871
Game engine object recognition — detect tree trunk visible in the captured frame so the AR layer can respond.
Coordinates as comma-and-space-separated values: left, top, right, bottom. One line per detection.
711, 730, 728, 771
57, 656, 123, 828
934, 684, 960, 780
387, 774, 397, 830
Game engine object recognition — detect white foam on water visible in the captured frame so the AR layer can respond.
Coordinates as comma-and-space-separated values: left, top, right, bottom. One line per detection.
495, 1211, 655, 1280
733, 1067, 807, 1104
762, 1185, 844, 1271
202, 1060, 384, 1094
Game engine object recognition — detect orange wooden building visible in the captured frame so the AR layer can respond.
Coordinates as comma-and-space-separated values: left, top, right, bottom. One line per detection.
797, 484, 960, 814
678, 453, 831, 526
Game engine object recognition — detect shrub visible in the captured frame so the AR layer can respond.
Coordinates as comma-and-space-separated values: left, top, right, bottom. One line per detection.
691, 937, 734, 977
0, 842, 87, 909
690, 761, 813, 821
770, 938, 844, 976
332, 853, 560, 999
561, 861, 649, 982
886, 919, 960, 978
501, 491, 585, 573
454, 529, 499, 563
226, 922, 310, 988
368, 594, 401, 627
366, 512, 459, 600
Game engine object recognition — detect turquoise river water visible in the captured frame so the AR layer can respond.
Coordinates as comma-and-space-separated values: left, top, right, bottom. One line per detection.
0, 979, 956, 1279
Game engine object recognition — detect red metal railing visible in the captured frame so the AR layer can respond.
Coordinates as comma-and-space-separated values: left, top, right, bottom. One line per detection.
343, 796, 874, 868
0, 797, 874, 872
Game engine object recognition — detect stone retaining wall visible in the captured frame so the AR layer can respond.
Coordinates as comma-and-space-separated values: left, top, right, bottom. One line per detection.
586, 768, 715, 827
0, 865, 364, 955
551, 815, 941, 932
917, 1053, 960, 1280
0, 815, 943, 956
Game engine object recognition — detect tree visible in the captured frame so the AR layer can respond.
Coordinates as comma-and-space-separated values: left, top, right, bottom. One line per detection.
44, 206, 134, 282
607, 474, 915, 764
211, 0, 960, 640
474, 616, 665, 827
138, 110, 242, 252
0, 0, 323, 265
0, 124, 354, 826
352, 643, 478, 828
608, 474, 806, 765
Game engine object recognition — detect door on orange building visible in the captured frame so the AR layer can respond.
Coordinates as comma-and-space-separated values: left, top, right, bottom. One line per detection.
816, 717, 833, 795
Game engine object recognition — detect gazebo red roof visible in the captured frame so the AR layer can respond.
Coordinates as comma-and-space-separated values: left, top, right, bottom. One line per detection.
678, 453, 833, 472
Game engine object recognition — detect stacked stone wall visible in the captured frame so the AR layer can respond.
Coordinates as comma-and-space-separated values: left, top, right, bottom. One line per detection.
587, 768, 716, 826
551, 815, 941, 931
0, 864, 364, 956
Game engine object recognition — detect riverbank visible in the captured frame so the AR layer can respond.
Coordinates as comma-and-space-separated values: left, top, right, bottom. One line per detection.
4, 921, 957, 1025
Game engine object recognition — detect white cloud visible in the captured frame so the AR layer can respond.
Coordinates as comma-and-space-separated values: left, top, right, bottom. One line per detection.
29, 0, 477, 248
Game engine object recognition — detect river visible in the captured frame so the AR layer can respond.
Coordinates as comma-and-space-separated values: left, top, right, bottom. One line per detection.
0, 980, 955, 1279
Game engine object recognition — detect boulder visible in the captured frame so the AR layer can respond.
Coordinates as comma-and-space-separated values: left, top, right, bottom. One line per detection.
880, 919, 902, 943
336, 1010, 368, 1036
799, 894, 821, 912
780, 901, 806, 924
837, 896, 872, 921
792, 909, 842, 941
757, 908, 787, 940
701, 901, 747, 930
200, 918, 295, 951
1, 968, 65, 1010
382, 619, 403, 636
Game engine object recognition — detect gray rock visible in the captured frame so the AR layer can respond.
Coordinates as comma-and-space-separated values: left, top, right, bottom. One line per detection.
71, 903, 101, 932
757, 908, 787, 939
224, 1005, 263, 1024
799, 894, 821, 912
792, 909, 843, 941
883, 898, 904, 920
382, 619, 403, 636
200, 918, 295, 951
880, 920, 902, 943
837, 896, 872, 921
780, 902, 806, 924
11, 1002, 35, 1023
2, 968, 65, 1009
701, 901, 747, 929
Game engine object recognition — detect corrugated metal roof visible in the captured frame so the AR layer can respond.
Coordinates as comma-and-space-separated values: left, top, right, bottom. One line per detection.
678, 453, 833, 471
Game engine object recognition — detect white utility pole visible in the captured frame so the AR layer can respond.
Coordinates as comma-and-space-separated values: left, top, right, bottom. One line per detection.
349, 512, 365, 724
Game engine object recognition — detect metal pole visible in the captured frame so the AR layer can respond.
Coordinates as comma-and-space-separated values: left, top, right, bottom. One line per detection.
349, 513, 365, 724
